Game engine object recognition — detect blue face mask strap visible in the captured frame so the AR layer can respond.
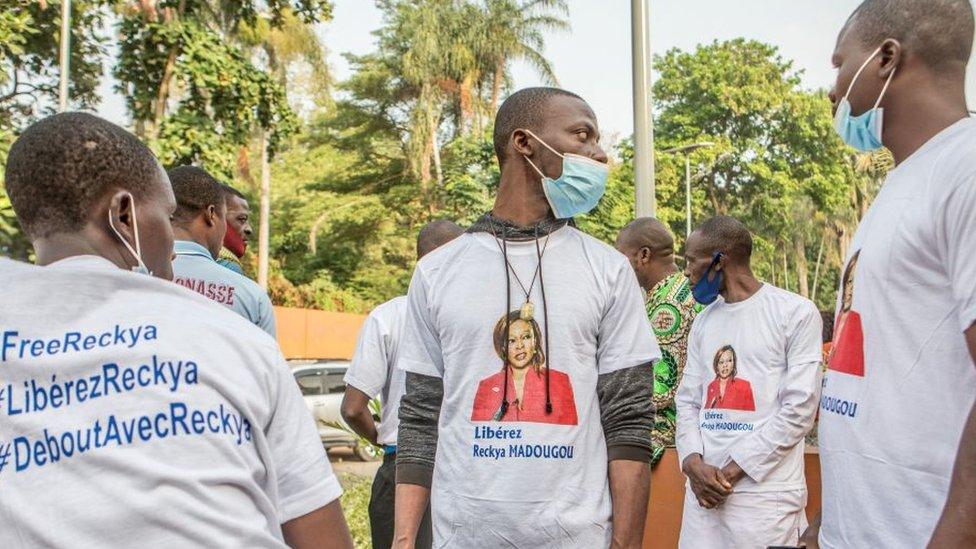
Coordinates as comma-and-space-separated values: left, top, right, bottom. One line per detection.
704, 252, 724, 282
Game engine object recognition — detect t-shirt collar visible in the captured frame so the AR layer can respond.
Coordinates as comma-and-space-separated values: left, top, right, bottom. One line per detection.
174, 240, 215, 260
717, 282, 767, 310
47, 254, 121, 272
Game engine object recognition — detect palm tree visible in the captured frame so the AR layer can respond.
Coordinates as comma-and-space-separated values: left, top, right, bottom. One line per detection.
480, 0, 569, 114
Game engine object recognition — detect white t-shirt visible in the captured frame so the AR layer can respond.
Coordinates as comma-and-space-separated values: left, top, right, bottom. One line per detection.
398, 226, 661, 547
819, 118, 976, 549
0, 256, 341, 548
344, 295, 406, 447
675, 284, 822, 493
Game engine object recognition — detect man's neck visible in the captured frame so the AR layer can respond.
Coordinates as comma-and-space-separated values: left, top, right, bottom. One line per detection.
32, 228, 128, 269
720, 268, 762, 304
650, 263, 680, 290
493, 164, 552, 227
884, 76, 969, 165
173, 227, 206, 249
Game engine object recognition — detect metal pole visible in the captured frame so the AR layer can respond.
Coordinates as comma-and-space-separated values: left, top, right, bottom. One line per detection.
258, 130, 271, 290
58, 0, 72, 112
631, 0, 655, 218
685, 154, 691, 238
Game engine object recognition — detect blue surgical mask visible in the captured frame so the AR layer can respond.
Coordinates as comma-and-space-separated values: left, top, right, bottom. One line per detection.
692, 252, 724, 305
523, 129, 609, 219
108, 193, 152, 276
833, 47, 896, 152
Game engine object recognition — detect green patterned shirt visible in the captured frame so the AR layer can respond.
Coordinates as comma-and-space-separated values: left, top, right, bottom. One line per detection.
646, 272, 702, 467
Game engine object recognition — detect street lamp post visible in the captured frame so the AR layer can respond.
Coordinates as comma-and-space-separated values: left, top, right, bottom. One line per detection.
58, 0, 72, 112
663, 142, 714, 237
631, 0, 655, 218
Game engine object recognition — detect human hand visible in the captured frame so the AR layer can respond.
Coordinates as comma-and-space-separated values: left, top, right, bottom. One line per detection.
799, 512, 821, 548
682, 454, 732, 508
720, 460, 746, 487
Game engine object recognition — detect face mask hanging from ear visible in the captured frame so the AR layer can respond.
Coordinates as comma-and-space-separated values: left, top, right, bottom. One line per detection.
107, 193, 152, 276
692, 252, 724, 305
522, 129, 609, 219
833, 46, 896, 152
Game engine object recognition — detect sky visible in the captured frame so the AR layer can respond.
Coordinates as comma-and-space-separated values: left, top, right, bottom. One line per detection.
96, 0, 976, 138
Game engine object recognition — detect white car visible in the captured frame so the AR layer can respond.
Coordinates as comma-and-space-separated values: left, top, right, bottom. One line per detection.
291, 360, 381, 461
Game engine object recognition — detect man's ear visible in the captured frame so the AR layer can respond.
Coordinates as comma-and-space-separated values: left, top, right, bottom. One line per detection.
108, 190, 137, 242
205, 204, 218, 228
637, 246, 652, 265
713, 252, 726, 272
512, 129, 534, 157
878, 38, 901, 79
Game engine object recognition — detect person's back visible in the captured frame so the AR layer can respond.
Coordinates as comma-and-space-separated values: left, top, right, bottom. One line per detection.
167, 166, 276, 337
0, 112, 352, 548
0, 257, 338, 546
172, 240, 277, 336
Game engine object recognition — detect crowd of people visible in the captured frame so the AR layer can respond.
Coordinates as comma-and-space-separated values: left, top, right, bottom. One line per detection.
1, 0, 975, 548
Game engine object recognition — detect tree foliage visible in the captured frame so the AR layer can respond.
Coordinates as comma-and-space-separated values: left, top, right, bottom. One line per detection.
0, 2, 887, 315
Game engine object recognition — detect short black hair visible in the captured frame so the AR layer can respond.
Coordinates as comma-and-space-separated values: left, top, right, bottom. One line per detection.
417, 219, 463, 259
4, 112, 162, 239
220, 183, 246, 201
493, 87, 585, 165
168, 166, 224, 224
847, 0, 974, 71
696, 215, 753, 263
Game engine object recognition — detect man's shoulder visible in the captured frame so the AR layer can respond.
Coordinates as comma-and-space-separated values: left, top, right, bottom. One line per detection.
368, 295, 408, 325
571, 227, 626, 260
760, 284, 819, 322
1, 257, 279, 354
413, 233, 475, 280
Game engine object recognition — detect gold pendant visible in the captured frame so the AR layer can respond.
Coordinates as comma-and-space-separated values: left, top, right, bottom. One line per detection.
520, 301, 534, 321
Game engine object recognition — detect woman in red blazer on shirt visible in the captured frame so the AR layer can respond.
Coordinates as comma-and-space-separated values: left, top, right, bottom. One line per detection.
705, 345, 756, 412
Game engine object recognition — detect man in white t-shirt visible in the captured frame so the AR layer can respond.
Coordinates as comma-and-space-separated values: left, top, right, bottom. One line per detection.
805, 1, 976, 547
393, 88, 661, 549
169, 166, 277, 337
0, 112, 353, 548
340, 220, 463, 549
675, 216, 822, 549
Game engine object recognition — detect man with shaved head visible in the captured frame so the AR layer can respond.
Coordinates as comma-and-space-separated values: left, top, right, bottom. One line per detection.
616, 218, 702, 468
341, 220, 463, 549
675, 216, 822, 549
810, 1, 976, 547
393, 88, 660, 548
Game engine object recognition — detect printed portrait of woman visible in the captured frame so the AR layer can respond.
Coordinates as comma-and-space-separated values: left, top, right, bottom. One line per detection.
704, 345, 756, 411
828, 250, 865, 376
470, 310, 578, 425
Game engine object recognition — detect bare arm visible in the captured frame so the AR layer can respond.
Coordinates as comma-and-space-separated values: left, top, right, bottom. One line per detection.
281, 500, 354, 549
928, 326, 976, 548
597, 364, 655, 547
608, 459, 651, 548
393, 372, 442, 549
340, 386, 378, 446
393, 484, 431, 549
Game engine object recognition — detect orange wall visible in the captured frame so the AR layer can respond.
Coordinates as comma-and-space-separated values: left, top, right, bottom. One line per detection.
274, 306, 367, 360
642, 448, 821, 548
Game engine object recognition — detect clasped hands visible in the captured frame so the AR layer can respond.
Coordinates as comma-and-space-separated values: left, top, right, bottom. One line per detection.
681, 454, 746, 509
